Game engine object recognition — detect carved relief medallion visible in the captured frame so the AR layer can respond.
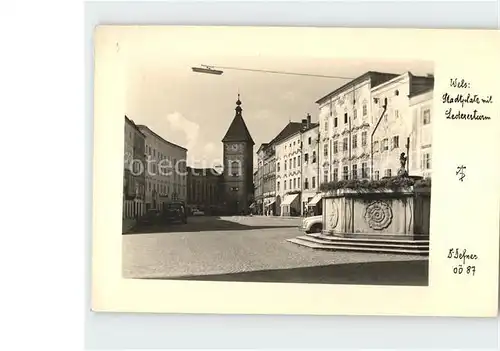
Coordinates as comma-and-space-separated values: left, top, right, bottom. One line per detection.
364, 201, 393, 230
329, 201, 339, 229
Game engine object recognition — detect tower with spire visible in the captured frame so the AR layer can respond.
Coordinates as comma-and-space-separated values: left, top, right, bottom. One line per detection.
221, 94, 255, 214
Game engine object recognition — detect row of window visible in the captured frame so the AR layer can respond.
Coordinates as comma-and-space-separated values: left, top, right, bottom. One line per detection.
145, 145, 186, 166
276, 146, 431, 180
331, 163, 371, 181
328, 152, 431, 182
325, 105, 369, 131
325, 134, 402, 156
147, 181, 185, 196
281, 109, 432, 160
276, 176, 317, 192
324, 106, 431, 130
284, 139, 301, 152
281, 135, 318, 156
188, 183, 218, 203
273, 151, 431, 190
277, 151, 319, 172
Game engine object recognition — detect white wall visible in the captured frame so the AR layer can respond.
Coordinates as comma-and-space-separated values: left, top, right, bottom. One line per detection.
141, 127, 188, 207
370, 73, 413, 179
275, 132, 301, 200
301, 125, 320, 209
410, 90, 433, 178
318, 78, 373, 182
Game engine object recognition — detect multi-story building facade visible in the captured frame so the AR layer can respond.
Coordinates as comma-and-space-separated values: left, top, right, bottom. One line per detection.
252, 169, 260, 213
137, 125, 188, 210
300, 116, 321, 215
315, 71, 434, 184
255, 143, 268, 214
316, 71, 399, 183
123, 116, 146, 218
370, 72, 434, 179
186, 167, 223, 214
253, 117, 320, 217
274, 122, 303, 216
409, 87, 433, 178
261, 143, 277, 215
221, 95, 255, 215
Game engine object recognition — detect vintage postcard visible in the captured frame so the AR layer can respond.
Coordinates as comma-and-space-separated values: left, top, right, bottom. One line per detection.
92, 26, 500, 317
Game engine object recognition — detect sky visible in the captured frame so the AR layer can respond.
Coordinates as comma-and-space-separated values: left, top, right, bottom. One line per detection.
123, 28, 433, 170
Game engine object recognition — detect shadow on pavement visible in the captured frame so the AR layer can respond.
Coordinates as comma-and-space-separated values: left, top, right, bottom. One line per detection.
146, 260, 428, 286
124, 215, 299, 234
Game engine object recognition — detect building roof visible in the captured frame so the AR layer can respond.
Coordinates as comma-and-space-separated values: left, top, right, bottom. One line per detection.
408, 74, 434, 97
222, 95, 255, 145
301, 122, 319, 133
315, 71, 400, 104
125, 115, 146, 137
269, 122, 303, 145
136, 125, 187, 151
409, 86, 434, 99
257, 143, 269, 154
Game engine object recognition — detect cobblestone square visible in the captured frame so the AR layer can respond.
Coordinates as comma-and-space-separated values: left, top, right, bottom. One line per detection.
123, 215, 428, 285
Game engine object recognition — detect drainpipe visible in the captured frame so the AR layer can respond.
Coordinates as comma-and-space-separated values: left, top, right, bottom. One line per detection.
348, 115, 352, 178
370, 97, 388, 180
406, 136, 410, 175
260, 158, 265, 215
300, 136, 304, 216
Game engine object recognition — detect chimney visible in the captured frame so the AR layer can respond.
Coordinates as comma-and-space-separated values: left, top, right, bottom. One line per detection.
306, 113, 311, 127
301, 118, 308, 130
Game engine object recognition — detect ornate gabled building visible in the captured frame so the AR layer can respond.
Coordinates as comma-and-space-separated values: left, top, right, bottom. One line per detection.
315, 71, 399, 184
221, 95, 255, 214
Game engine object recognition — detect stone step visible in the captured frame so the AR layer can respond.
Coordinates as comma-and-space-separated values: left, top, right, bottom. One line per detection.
297, 235, 429, 249
309, 233, 429, 244
287, 238, 429, 255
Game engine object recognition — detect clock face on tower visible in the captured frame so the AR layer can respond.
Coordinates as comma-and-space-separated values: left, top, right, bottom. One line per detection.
226, 143, 243, 152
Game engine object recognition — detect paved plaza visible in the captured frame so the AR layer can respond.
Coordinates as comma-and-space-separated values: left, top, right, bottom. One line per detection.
123, 215, 428, 285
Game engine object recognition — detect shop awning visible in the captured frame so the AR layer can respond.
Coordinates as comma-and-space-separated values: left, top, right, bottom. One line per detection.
265, 199, 276, 207
281, 193, 299, 206
307, 193, 323, 207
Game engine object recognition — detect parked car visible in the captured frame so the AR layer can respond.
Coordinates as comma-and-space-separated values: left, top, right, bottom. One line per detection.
139, 209, 162, 226
299, 215, 323, 233
163, 202, 187, 224
192, 209, 205, 216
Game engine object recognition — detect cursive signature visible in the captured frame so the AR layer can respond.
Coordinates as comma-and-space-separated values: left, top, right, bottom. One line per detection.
447, 248, 478, 265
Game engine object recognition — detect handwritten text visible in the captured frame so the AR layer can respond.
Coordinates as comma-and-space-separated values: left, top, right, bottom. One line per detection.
447, 248, 478, 276
444, 78, 493, 122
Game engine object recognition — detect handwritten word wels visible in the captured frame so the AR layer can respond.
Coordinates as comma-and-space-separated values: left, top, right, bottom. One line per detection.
450, 78, 470, 89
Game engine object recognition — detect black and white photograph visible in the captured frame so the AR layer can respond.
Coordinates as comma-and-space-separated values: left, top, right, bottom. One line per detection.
90, 25, 500, 317
121, 35, 434, 286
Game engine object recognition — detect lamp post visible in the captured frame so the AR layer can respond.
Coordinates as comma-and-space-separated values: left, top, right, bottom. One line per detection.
192, 64, 353, 80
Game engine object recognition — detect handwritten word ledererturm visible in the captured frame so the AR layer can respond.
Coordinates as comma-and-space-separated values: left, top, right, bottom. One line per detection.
447, 248, 478, 276
444, 78, 493, 122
